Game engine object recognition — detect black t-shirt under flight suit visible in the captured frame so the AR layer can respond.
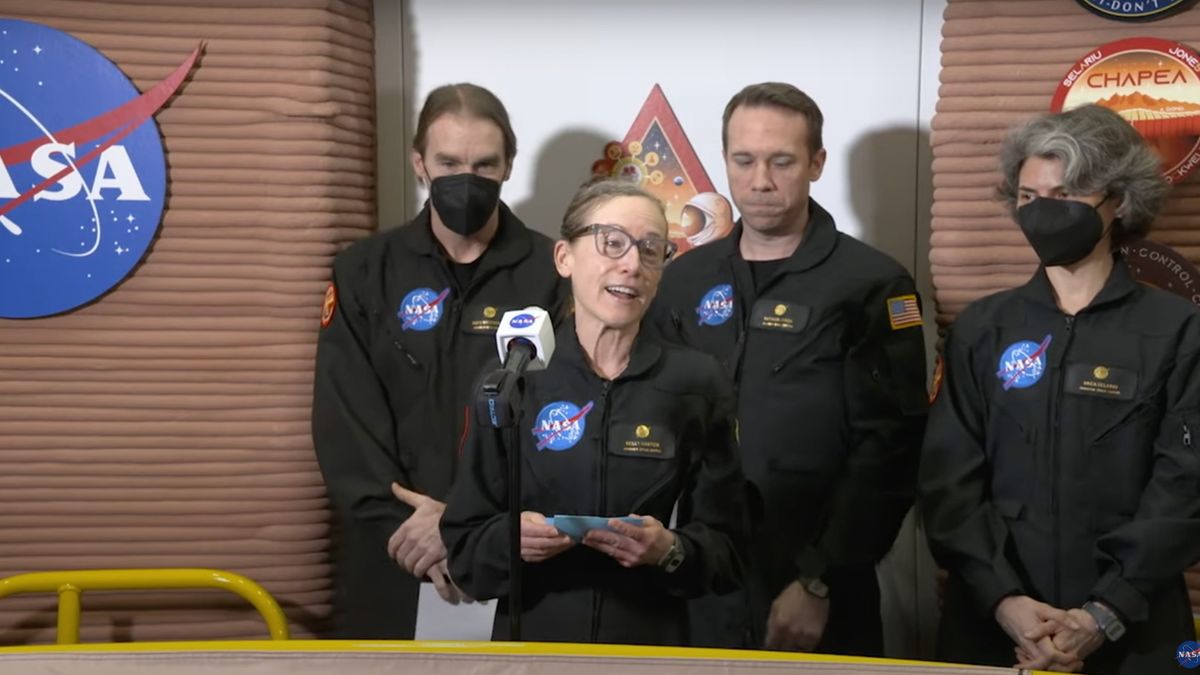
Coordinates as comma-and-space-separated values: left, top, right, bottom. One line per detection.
921, 260, 1200, 675
311, 203, 567, 638
651, 199, 928, 654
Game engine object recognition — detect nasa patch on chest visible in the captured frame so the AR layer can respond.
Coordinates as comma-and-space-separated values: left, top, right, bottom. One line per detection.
696, 283, 735, 326
996, 335, 1053, 391
397, 287, 449, 332
531, 400, 594, 452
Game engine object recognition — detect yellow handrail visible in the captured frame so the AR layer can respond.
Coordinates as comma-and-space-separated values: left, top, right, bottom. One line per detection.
0, 568, 290, 644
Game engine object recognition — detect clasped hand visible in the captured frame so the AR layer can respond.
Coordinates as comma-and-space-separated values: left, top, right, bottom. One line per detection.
996, 595, 1104, 672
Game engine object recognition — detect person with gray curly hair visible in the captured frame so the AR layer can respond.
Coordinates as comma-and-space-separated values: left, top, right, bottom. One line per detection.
997, 103, 1168, 250
921, 103, 1200, 675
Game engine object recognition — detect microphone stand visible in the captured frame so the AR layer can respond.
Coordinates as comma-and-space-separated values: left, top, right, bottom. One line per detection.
475, 344, 533, 641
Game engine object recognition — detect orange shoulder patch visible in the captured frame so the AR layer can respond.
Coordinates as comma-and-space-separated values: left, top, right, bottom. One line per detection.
929, 354, 944, 405
320, 283, 337, 328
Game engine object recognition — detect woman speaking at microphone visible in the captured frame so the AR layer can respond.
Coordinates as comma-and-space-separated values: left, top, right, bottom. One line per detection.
441, 178, 746, 645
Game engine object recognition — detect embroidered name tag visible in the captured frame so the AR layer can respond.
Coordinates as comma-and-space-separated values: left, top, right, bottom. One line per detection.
607, 423, 675, 459
1065, 363, 1137, 400
461, 303, 507, 333
749, 299, 809, 333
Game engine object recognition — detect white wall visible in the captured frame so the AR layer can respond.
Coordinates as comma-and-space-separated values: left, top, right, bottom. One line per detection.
374, 0, 947, 658
383, 0, 931, 275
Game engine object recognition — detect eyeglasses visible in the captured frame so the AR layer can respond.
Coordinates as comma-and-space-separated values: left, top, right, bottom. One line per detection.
578, 223, 677, 269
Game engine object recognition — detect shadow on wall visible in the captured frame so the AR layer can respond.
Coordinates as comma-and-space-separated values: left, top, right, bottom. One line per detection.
846, 125, 940, 661
511, 128, 612, 239
845, 125, 932, 278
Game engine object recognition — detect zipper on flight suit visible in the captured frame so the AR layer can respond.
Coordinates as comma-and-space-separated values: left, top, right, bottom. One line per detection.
591, 378, 614, 643
1051, 315, 1075, 606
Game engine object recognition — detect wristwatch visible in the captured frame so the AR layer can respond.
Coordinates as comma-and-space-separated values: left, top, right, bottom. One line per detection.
1082, 600, 1125, 642
799, 576, 830, 599
657, 534, 686, 573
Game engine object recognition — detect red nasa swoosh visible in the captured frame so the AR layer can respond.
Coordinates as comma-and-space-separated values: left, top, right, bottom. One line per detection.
401, 287, 450, 329
535, 401, 595, 450
0, 43, 202, 219
1000, 334, 1053, 390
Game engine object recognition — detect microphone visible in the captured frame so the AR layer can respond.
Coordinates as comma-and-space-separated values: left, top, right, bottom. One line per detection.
477, 307, 555, 642
494, 307, 555, 374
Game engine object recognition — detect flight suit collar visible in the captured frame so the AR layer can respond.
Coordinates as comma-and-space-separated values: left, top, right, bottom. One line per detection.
554, 320, 662, 382
1017, 254, 1139, 314
398, 201, 533, 274
721, 198, 839, 273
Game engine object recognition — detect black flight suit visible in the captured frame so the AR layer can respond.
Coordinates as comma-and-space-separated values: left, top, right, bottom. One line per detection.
311, 203, 567, 638
920, 260, 1200, 675
440, 323, 746, 645
650, 199, 928, 654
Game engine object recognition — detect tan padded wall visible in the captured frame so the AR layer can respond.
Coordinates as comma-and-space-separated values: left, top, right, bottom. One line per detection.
931, 0, 1200, 325
932, 0, 1200, 614
0, 0, 375, 643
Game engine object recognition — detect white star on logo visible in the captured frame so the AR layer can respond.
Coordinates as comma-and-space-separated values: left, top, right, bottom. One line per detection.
33, 45, 41, 55
126, 214, 135, 223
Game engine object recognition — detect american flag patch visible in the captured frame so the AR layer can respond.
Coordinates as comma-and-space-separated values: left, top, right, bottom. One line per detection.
887, 294, 922, 330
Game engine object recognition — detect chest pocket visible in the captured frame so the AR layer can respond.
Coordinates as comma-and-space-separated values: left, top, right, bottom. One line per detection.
605, 422, 680, 516
1082, 365, 1161, 519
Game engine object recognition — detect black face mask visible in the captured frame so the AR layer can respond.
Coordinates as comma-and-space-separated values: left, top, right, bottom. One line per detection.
1016, 197, 1109, 267
428, 173, 501, 236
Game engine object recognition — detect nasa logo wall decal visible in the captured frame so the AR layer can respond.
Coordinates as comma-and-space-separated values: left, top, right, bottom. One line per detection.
0, 19, 200, 319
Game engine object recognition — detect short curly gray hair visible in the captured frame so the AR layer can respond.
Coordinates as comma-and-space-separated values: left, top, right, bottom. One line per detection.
997, 104, 1168, 245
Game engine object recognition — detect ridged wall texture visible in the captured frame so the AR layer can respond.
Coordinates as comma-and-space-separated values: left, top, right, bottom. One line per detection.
0, 0, 375, 643
932, 0, 1200, 324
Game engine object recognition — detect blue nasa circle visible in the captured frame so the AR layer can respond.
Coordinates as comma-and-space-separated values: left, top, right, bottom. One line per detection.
509, 313, 535, 329
1076, 0, 1190, 20
397, 287, 448, 332
0, 19, 167, 318
1177, 641, 1200, 669
532, 400, 590, 452
996, 338, 1048, 390
696, 283, 734, 326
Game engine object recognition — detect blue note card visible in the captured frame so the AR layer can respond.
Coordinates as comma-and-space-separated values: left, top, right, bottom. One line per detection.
545, 515, 643, 542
